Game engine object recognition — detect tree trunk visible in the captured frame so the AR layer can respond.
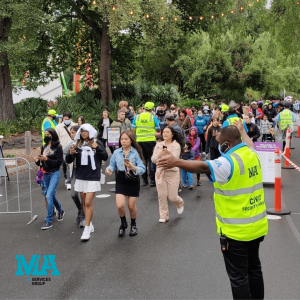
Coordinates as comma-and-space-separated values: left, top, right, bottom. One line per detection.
0, 18, 15, 121
99, 21, 112, 105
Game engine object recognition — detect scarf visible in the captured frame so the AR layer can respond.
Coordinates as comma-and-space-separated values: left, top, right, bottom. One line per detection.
74, 123, 98, 171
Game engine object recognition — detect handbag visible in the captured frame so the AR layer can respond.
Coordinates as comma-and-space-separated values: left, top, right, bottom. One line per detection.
35, 166, 46, 184
125, 169, 140, 181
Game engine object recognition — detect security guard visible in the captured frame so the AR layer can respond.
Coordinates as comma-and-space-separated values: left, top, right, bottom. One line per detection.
222, 101, 248, 133
157, 119, 268, 300
131, 102, 160, 187
275, 102, 297, 150
41, 109, 59, 145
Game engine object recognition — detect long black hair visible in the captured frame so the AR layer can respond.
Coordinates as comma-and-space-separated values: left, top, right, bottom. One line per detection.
40, 128, 60, 155
162, 126, 185, 153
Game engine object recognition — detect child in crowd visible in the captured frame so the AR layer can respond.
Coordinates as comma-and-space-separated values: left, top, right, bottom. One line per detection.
205, 117, 221, 159
181, 141, 195, 190
186, 126, 202, 186
261, 115, 272, 142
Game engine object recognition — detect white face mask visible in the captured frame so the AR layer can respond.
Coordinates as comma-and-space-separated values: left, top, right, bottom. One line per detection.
64, 120, 71, 125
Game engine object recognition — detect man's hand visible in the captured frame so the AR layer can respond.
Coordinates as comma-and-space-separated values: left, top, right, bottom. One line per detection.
156, 149, 178, 170
233, 119, 244, 133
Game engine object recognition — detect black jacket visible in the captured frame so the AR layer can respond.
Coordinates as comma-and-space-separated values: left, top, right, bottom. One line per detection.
35, 144, 63, 173
125, 109, 134, 123
97, 117, 113, 139
263, 107, 277, 122
65, 140, 108, 181
205, 126, 221, 152
246, 123, 260, 142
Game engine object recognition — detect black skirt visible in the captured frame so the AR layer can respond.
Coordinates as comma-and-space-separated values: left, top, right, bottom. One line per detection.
116, 171, 140, 197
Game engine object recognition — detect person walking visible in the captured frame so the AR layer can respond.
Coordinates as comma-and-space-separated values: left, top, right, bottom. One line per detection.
77, 116, 85, 126
181, 140, 195, 189
194, 109, 209, 156
243, 114, 261, 142
165, 112, 185, 138
106, 131, 145, 237
63, 125, 85, 228
186, 126, 202, 186
97, 109, 114, 155
41, 109, 61, 146
151, 126, 185, 223
205, 117, 221, 160
176, 108, 191, 133
34, 128, 65, 230
55, 112, 77, 190
260, 115, 272, 142
157, 120, 268, 300
65, 124, 108, 241
131, 102, 160, 187
111, 109, 132, 134
119, 100, 134, 123
275, 102, 297, 150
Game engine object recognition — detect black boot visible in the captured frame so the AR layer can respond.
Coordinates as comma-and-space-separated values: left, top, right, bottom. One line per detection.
129, 219, 138, 236
118, 216, 128, 237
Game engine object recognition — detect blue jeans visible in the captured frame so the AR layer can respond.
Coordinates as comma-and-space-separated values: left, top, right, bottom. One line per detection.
181, 169, 193, 187
43, 170, 63, 223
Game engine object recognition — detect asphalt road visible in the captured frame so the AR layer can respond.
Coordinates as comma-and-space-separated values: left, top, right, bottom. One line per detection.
0, 131, 300, 299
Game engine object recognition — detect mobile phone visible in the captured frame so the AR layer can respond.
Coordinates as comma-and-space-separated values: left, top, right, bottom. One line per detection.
163, 146, 167, 149
124, 158, 129, 162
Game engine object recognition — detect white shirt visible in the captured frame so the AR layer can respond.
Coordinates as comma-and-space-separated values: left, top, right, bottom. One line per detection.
102, 118, 110, 139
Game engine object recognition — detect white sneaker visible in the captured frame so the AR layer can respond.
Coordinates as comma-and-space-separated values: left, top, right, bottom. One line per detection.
66, 183, 71, 190
89, 224, 94, 233
159, 219, 167, 223
202, 152, 206, 155
177, 204, 184, 215
81, 227, 90, 240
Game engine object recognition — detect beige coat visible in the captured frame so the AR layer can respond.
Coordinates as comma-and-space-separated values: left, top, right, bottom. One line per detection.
151, 140, 181, 173
55, 121, 77, 148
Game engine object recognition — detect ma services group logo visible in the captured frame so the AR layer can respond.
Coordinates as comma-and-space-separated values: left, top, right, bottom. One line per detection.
16, 255, 60, 285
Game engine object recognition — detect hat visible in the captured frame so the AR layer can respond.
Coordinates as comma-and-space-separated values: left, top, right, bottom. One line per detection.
47, 109, 57, 116
221, 104, 229, 112
74, 123, 97, 140
165, 112, 175, 120
251, 101, 257, 105
144, 102, 154, 110
229, 100, 237, 108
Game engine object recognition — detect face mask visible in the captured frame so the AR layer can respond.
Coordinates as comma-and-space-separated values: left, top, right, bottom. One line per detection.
64, 120, 71, 125
218, 141, 229, 155
44, 136, 52, 144
198, 114, 203, 118
190, 131, 196, 136
157, 110, 165, 115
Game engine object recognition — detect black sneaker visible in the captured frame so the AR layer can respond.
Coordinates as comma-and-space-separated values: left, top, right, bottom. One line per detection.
118, 225, 126, 237
57, 210, 65, 221
41, 222, 53, 230
150, 181, 156, 187
129, 225, 138, 236
143, 180, 149, 186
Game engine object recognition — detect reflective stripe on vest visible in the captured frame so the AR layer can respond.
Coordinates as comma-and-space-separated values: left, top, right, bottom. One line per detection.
213, 145, 268, 241
227, 116, 240, 125
214, 182, 264, 196
135, 112, 156, 142
216, 211, 267, 224
279, 110, 293, 130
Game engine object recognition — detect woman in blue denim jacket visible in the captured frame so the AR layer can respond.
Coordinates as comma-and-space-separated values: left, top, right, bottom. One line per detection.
106, 130, 145, 237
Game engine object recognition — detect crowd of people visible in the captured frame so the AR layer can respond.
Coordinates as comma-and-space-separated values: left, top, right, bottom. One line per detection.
32, 97, 299, 298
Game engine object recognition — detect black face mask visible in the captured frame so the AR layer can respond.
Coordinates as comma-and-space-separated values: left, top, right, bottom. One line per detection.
157, 110, 165, 115
44, 136, 52, 144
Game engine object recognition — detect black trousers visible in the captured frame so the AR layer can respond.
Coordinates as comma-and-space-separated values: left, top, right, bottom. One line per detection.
222, 236, 265, 300
198, 133, 206, 153
210, 147, 221, 160
138, 141, 156, 182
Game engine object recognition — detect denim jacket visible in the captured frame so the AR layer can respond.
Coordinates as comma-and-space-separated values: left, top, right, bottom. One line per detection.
107, 146, 145, 176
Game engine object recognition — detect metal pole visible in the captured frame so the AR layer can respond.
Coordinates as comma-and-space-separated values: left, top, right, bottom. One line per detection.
5, 172, 8, 212
25, 131, 31, 156
16, 158, 20, 212
28, 160, 33, 221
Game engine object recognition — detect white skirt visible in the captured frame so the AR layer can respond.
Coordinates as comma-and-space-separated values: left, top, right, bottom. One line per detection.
74, 179, 101, 193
